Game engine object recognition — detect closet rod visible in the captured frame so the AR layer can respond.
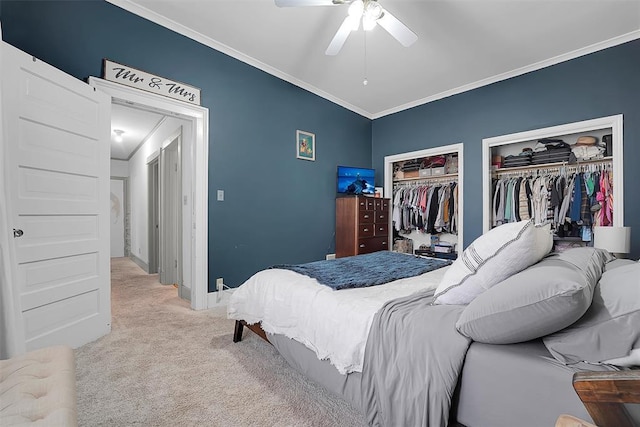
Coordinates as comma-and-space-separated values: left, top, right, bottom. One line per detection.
493, 158, 612, 177
393, 177, 458, 188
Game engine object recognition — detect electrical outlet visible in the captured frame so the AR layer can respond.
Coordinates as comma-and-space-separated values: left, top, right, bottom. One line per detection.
325, 253, 336, 260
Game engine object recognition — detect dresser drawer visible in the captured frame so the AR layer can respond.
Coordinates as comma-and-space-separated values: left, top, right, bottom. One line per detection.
358, 198, 374, 211
359, 210, 375, 223
381, 199, 390, 211
374, 222, 388, 237
358, 223, 375, 238
356, 237, 389, 254
374, 211, 388, 223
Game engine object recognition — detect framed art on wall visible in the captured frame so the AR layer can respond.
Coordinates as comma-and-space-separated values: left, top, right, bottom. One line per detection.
296, 130, 315, 161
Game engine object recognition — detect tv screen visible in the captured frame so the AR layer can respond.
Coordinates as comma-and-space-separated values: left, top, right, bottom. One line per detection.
337, 166, 375, 195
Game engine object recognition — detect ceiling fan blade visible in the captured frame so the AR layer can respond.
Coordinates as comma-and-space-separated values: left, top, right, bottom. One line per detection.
275, 0, 342, 7
377, 9, 417, 47
325, 15, 358, 55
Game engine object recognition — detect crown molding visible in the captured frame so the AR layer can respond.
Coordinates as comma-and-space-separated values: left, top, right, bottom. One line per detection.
373, 30, 640, 119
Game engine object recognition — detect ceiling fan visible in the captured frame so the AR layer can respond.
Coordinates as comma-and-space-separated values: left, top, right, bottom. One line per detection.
275, 0, 418, 56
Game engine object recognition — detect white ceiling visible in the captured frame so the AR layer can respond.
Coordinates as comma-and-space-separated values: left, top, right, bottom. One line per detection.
106, 0, 640, 121
110, 103, 165, 160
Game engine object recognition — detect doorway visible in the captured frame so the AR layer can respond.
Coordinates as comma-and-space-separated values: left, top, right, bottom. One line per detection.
90, 77, 209, 310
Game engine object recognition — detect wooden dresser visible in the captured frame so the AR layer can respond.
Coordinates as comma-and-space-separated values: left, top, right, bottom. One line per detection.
336, 196, 390, 258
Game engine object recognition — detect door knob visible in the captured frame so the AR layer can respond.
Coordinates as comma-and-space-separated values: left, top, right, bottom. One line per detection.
13, 229, 24, 238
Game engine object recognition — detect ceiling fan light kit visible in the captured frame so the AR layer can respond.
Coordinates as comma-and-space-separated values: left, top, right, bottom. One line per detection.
275, 0, 417, 56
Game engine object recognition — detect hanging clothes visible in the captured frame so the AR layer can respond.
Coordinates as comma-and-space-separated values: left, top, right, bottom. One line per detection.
491, 165, 613, 239
392, 181, 458, 236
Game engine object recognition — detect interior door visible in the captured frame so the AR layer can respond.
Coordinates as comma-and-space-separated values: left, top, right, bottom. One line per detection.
159, 136, 181, 288
148, 158, 159, 274
2, 42, 111, 350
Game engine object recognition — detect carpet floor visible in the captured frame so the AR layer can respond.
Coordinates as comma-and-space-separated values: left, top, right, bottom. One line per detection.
75, 257, 367, 426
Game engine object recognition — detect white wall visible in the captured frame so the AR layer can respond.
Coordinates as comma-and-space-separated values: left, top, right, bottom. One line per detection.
128, 116, 192, 291
110, 159, 129, 177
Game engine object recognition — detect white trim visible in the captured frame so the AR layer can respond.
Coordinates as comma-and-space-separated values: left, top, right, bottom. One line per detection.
89, 77, 210, 310
207, 288, 235, 308
384, 143, 464, 250
103, 0, 640, 119
130, 253, 149, 273
481, 114, 623, 233
128, 115, 167, 161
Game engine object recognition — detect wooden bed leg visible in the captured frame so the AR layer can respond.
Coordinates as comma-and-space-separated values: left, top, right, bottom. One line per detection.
233, 320, 244, 342
232, 320, 271, 345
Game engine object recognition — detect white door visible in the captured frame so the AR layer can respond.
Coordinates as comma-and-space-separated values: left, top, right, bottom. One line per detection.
110, 179, 125, 257
159, 136, 181, 287
148, 158, 160, 274
2, 42, 111, 351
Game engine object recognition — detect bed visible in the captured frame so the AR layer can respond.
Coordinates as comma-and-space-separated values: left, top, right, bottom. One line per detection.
228, 220, 640, 427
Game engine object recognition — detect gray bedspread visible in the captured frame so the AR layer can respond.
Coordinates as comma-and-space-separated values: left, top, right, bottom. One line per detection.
361, 289, 470, 426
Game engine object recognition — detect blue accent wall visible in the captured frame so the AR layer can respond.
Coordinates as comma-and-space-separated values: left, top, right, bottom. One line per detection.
372, 39, 640, 259
0, 0, 372, 290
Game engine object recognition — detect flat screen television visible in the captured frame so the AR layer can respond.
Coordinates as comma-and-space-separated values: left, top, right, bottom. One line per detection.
337, 165, 376, 195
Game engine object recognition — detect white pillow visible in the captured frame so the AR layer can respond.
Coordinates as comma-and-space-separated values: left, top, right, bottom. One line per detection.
434, 220, 553, 305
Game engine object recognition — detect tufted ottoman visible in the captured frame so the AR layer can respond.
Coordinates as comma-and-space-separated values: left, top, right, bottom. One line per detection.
0, 345, 77, 426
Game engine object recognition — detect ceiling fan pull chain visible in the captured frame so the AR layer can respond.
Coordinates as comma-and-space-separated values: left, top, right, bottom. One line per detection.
363, 30, 368, 86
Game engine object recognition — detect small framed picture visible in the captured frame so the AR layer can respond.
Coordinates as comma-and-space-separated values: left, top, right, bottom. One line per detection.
296, 130, 315, 161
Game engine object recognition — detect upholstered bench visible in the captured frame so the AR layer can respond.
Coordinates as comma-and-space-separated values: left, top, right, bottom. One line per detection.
0, 345, 77, 426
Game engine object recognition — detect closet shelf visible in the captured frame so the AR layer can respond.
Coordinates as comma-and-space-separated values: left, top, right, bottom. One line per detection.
394, 172, 458, 182
492, 156, 612, 175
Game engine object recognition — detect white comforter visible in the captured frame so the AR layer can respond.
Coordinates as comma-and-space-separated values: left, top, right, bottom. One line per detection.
227, 265, 449, 374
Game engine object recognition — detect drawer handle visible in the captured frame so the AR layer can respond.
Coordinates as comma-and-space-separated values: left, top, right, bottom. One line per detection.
379, 227, 384, 231
363, 215, 370, 219
359, 244, 366, 248
363, 228, 369, 232
382, 241, 387, 246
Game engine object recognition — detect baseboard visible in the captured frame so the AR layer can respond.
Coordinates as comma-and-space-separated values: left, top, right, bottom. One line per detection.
129, 254, 149, 273
179, 285, 191, 301
207, 288, 235, 308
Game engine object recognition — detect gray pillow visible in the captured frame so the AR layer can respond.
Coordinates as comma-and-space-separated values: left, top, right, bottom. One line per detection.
543, 261, 640, 365
456, 247, 613, 344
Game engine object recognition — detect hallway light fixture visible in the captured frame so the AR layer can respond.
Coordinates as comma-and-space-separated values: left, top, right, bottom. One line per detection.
113, 129, 125, 143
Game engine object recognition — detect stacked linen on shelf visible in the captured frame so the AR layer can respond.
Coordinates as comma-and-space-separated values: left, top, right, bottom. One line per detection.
502, 149, 533, 168
531, 138, 575, 164
571, 135, 606, 161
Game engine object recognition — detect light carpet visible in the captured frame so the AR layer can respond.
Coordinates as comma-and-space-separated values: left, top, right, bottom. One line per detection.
75, 257, 367, 426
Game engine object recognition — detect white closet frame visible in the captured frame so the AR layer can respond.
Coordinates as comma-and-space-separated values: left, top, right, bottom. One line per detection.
384, 142, 464, 251
481, 115, 624, 233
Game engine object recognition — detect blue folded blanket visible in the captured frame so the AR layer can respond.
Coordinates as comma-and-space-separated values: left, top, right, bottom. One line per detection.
270, 251, 451, 290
